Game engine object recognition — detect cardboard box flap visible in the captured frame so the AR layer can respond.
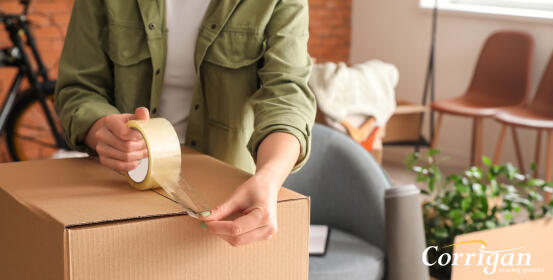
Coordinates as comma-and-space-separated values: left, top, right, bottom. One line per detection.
0, 157, 184, 227
0, 148, 306, 228
177, 147, 306, 212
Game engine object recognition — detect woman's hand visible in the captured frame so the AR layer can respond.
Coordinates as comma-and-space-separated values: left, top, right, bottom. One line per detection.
84, 107, 150, 171
200, 172, 280, 246
200, 132, 301, 246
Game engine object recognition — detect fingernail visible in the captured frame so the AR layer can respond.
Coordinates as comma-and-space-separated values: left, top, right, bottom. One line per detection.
200, 211, 211, 217
200, 222, 207, 229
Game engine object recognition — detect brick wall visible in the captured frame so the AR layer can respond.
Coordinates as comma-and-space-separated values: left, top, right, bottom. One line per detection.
0, 0, 351, 162
308, 0, 352, 62
0, 0, 73, 162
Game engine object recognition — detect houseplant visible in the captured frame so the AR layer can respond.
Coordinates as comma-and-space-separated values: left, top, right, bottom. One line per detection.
406, 149, 553, 279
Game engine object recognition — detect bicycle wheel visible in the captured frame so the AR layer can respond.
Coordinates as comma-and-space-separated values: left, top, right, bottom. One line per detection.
5, 81, 65, 161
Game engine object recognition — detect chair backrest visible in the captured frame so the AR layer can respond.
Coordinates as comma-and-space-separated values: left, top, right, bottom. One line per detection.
530, 52, 553, 114
466, 31, 534, 106
284, 124, 391, 252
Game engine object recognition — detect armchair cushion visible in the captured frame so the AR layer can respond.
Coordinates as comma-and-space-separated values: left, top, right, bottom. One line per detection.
310, 228, 385, 280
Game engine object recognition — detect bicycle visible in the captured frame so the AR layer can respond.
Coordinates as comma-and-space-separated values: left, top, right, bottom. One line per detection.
0, 0, 68, 161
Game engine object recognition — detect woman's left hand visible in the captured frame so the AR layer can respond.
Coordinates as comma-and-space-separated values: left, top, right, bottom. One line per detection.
199, 132, 301, 247
199, 172, 279, 246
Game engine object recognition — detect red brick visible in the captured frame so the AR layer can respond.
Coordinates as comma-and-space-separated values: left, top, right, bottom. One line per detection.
27, 14, 52, 28
308, 0, 351, 63
33, 26, 63, 40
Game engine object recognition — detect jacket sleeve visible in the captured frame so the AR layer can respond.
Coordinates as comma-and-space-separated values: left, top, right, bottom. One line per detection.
54, 0, 120, 154
247, 0, 316, 172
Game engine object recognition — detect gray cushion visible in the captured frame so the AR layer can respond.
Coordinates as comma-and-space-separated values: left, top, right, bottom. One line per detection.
310, 228, 385, 280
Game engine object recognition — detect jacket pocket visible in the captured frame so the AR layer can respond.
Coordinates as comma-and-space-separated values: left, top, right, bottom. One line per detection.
203, 31, 266, 69
104, 24, 151, 66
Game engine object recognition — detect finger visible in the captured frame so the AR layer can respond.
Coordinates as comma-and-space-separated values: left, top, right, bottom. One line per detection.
132, 107, 150, 121
99, 156, 140, 171
96, 142, 148, 162
216, 226, 276, 247
96, 129, 146, 152
105, 114, 143, 141
201, 192, 245, 222
206, 208, 265, 236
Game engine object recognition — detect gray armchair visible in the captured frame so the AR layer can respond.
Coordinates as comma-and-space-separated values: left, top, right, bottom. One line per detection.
284, 124, 391, 280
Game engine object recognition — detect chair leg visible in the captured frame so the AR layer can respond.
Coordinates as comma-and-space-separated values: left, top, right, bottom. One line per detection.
546, 130, 552, 202
471, 118, 483, 167
534, 129, 542, 178
511, 127, 526, 174
547, 130, 553, 182
431, 113, 443, 149
493, 125, 508, 165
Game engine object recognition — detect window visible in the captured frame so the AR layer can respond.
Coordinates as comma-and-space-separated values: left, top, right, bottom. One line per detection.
457, 0, 553, 11
420, 0, 553, 20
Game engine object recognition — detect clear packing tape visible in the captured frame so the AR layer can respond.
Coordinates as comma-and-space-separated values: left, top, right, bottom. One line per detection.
126, 118, 206, 219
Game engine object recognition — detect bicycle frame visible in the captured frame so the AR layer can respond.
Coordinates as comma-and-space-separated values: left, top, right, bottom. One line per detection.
0, 8, 67, 149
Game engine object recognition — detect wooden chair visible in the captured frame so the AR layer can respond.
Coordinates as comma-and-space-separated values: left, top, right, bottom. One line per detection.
493, 52, 553, 181
431, 31, 534, 166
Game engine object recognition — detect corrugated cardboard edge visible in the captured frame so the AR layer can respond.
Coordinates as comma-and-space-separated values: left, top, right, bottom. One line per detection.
0, 186, 66, 280
65, 196, 311, 280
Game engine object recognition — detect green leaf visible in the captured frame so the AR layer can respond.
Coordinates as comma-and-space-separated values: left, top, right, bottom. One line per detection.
482, 156, 492, 167
480, 196, 489, 213
505, 163, 517, 180
455, 183, 469, 194
404, 152, 419, 169
420, 189, 430, 195
427, 149, 440, 157
472, 211, 486, 221
530, 162, 537, 172
503, 211, 514, 222
461, 197, 472, 211
447, 174, 461, 183
528, 178, 545, 187
449, 209, 464, 227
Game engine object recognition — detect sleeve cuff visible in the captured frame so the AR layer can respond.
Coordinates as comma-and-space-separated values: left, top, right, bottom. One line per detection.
67, 102, 120, 154
248, 121, 311, 173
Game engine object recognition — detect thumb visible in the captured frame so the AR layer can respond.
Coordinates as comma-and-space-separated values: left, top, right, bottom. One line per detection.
201, 194, 243, 221
132, 107, 150, 121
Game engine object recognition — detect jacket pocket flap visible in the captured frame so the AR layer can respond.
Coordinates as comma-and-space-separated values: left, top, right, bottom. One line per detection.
104, 25, 151, 66
204, 31, 266, 69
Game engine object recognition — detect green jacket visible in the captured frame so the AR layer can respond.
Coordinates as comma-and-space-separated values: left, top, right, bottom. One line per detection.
54, 0, 316, 173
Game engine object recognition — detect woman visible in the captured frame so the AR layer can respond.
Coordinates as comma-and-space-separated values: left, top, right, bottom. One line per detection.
55, 0, 315, 246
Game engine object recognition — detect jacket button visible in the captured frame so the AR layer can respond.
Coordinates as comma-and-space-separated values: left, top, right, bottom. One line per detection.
155, 68, 161, 75
148, 23, 156, 30
194, 104, 200, 110
210, 24, 217, 30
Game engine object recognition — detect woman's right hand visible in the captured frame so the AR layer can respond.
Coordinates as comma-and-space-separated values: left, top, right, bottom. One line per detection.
84, 107, 150, 171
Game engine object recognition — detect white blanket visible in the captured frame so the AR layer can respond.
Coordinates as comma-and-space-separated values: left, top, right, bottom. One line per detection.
309, 60, 399, 126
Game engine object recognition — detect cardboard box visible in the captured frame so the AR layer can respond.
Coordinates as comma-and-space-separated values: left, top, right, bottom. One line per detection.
383, 99, 428, 143
451, 219, 553, 280
0, 148, 310, 280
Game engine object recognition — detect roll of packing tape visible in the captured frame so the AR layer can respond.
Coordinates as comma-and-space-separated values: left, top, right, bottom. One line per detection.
126, 118, 182, 190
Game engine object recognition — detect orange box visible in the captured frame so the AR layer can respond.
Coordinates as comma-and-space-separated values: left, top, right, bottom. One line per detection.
0, 148, 310, 280
451, 219, 553, 280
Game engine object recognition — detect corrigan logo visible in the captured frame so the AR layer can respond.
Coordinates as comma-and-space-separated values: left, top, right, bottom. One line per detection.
421, 240, 543, 275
